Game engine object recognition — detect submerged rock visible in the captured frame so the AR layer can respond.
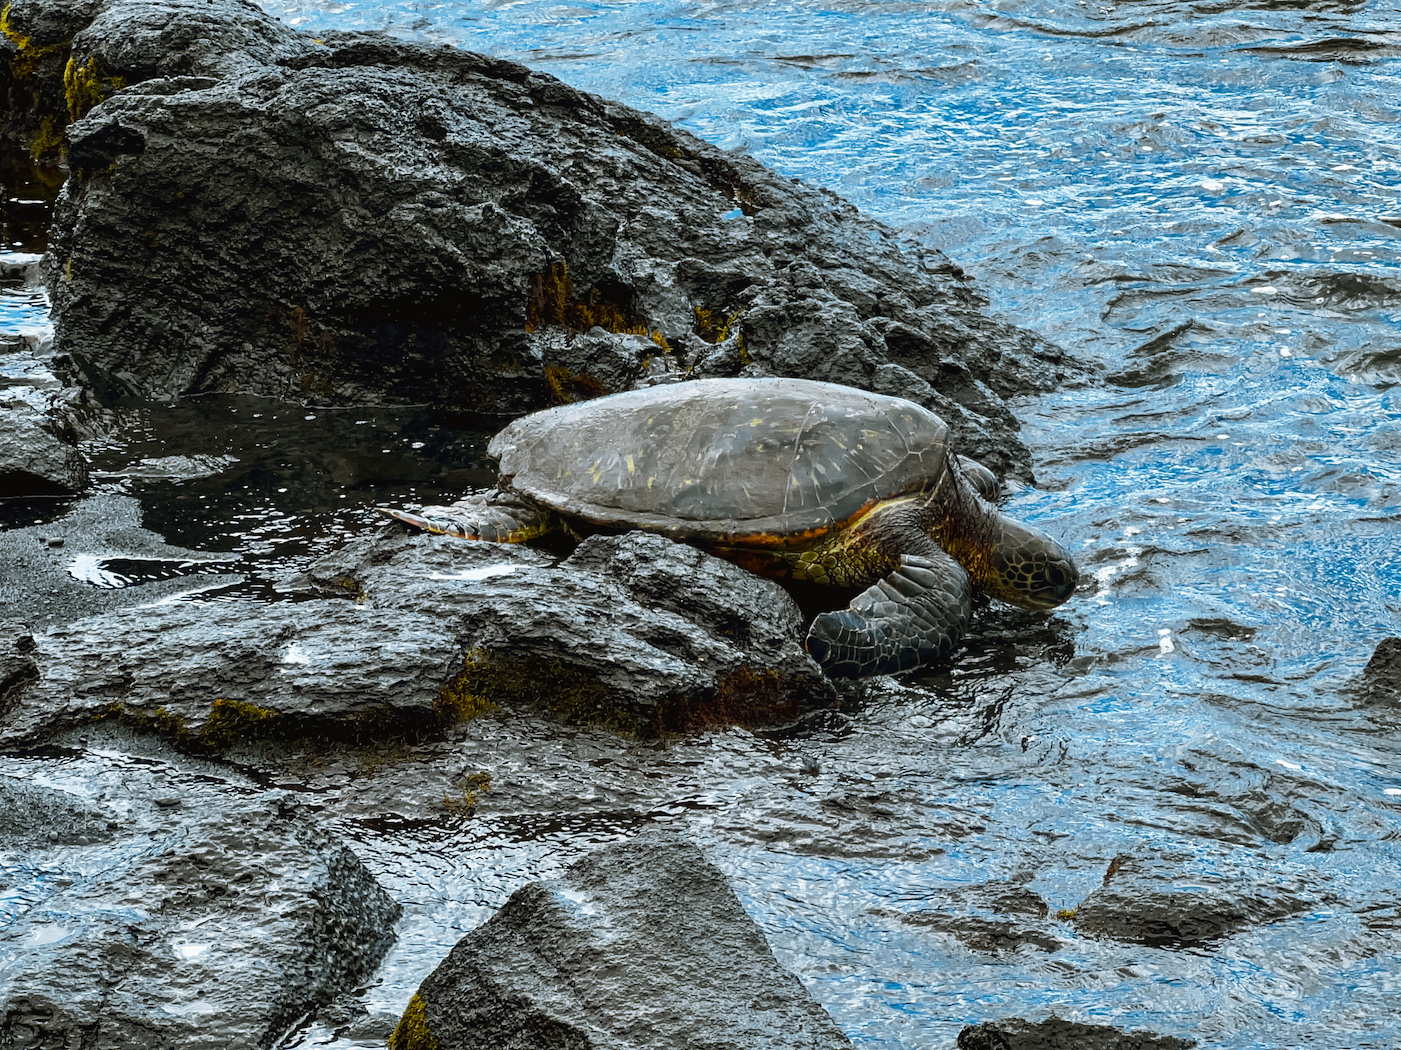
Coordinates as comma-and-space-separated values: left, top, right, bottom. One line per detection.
0, 762, 402, 1049
875, 880, 1063, 954
3, 0, 1082, 476
957, 1017, 1195, 1050
1070, 852, 1316, 949
390, 826, 853, 1050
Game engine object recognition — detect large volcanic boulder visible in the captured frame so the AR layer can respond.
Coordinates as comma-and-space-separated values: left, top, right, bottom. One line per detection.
1, 0, 1082, 477
389, 826, 854, 1050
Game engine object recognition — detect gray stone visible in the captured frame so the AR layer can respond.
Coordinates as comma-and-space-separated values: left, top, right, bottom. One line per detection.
957, 1017, 1195, 1050
317, 529, 838, 735
390, 826, 852, 1050
0, 594, 464, 748
0, 396, 88, 494
1071, 852, 1316, 949
0, 761, 402, 1050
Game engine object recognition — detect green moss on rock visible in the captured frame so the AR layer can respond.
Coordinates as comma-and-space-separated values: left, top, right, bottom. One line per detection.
388, 993, 440, 1050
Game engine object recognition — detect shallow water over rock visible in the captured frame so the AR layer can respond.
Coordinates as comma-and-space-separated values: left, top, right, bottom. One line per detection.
4, 0, 1400, 1046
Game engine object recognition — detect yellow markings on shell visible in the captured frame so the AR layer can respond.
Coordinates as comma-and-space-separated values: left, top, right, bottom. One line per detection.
750, 417, 763, 426
590, 459, 603, 484
626, 454, 636, 475
647, 476, 655, 489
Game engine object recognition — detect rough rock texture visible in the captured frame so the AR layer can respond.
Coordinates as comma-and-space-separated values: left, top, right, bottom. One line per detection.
305, 528, 839, 736
1351, 635, 1401, 705
0, 597, 464, 747
390, 826, 853, 1050
0, 526, 836, 747
1, 0, 1083, 478
0, 764, 402, 1050
0, 393, 88, 493
957, 1017, 1195, 1050
1070, 852, 1316, 949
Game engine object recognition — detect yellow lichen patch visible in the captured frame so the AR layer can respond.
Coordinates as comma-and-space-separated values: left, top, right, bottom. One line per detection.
1, 4, 67, 77
100, 702, 189, 739
440, 771, 491, 816
198, 698, 284, 749
525, 259, 647, 336
434, 652, 500, 724
676, 665, 804, 733
544, 362, 609, 405
439, 648, 644, 735
28, 114, 63, 159
692, 306, 743, 345
64, 55, 124, 123
387, 993, 440, 1050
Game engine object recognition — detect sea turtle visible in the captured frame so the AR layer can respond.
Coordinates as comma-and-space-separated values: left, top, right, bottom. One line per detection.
380, 377, 1077, 676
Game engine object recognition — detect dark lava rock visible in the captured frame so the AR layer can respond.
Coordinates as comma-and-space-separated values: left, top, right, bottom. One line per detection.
389, 825, 852, 1050
0, 762, 402, 1049
957, 1017, 1195, 1050
5, 0, 1082, 477
306, 528, 839, 736
1350, 636, 1401, 704
0, 594, 463, 748
1070, 852, 1315, 949
0, 525, 835, 749
876, 880, 1063, 954
0, 771, 112, 845
0, 395, 89, 496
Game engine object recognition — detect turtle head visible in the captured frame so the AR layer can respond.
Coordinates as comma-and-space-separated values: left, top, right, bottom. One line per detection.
982, 517, 1079, 610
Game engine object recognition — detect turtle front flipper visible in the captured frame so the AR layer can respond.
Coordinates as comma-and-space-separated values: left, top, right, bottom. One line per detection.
377, 493, 554, 543
805, 549, 972, 677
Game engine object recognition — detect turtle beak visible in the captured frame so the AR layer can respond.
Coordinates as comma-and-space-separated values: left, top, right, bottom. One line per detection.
1028, 551, 1079, 608
988, 528, 1079, 610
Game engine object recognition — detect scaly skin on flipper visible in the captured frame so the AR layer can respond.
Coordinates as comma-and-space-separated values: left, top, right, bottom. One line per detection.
377, 494, 555, 543
807, 549, 972, 677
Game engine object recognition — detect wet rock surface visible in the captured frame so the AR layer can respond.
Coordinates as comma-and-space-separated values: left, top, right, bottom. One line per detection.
391, 826, 854, 1050
957, 1017, 1196, 1050
0, 756, 402, 1050
0, 394, 87, 495
1070, 852, 1317, 949
875, 880, 1065, 954
303, 527, 839, 736
0, 526, 837, 748
2, 0, 1081, 477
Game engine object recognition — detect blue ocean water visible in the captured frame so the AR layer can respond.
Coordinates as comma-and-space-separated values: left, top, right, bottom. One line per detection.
3, 0, 1399, 1046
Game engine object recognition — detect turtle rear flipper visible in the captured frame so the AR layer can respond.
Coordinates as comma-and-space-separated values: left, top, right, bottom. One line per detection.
805, 551, 972, 677
376, 494, 553, 543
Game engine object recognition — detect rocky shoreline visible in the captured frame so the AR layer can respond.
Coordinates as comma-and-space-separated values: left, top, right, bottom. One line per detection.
0, 0, 1310, 1045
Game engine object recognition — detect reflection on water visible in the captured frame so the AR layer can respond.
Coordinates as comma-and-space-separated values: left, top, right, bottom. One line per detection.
4, 0, 1400, 1045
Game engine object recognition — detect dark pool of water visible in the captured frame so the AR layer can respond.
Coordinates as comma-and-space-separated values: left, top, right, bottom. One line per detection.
4, 0, 1400, 1046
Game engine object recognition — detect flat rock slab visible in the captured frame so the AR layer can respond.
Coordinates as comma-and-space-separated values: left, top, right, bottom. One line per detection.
0, 757, 402, 1049
390, 825, 853, 1050
957, 1017, 1195, 1050
0, 596, 464, 748
1, 526, 836, 749
1071, 852, 1319, 949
